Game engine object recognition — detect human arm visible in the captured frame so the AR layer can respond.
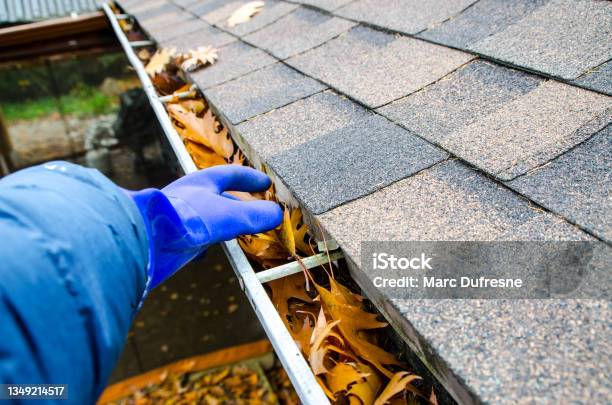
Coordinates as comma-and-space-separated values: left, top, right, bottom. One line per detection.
0, 161, 281, 404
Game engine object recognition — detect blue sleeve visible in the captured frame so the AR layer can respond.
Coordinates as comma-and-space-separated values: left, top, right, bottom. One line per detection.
0, 162, 149, 404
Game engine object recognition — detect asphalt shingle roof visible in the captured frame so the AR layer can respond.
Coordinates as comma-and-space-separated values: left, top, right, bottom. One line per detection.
507, 125, 612, 243
243, 7, 357, 60
188, 41, 276, 89
159, 24, 236, 51
287, 26, 474, 107
120, 1, 612, 403
204, 62, 325, 124
336, 0, 478, 35
468, 0, 612, 81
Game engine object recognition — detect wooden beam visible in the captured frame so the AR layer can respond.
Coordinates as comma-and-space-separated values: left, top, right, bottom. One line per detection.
0, 12, 108, 47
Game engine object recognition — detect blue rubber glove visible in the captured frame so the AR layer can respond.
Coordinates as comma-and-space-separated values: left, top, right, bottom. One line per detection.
127, 165, 282, 293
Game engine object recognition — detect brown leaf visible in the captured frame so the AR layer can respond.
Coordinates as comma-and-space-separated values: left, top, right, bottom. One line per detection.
238, 232, 287, 266
151, 72, 184, 95
279, 207, 296, 257
309, 308, 342, 375
316, 279, 401, 378
326, 363, 367, 395
145, 48, 176, 76
347, 363, 383, 405
290, 209, 311, 255
168, 104, 234, 159
227, 1, 265, 27
373, 371, 422, 405
268, 273, 311, 330
184, 140, 226, 168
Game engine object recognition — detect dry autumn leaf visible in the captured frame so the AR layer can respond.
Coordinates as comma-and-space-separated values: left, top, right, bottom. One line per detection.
227, 1, 265, 27
184, 140, 227, 168
308, 308, 342, 375
151, 72, 184, 95
279, 207, 296, 257
316, 278, 401, 378
326, 362, 368, 396
167, 104, 234, 159
373, 371, 423, 405
268, 272, 312, 330
145, 48, 176, 76
346, 363, 383, 405
181, 46, 218, 72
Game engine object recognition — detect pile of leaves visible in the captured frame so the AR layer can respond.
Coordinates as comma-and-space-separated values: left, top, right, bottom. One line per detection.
109, 365, 277, 405
265, 364, 300, 405
118, 6, 432, 403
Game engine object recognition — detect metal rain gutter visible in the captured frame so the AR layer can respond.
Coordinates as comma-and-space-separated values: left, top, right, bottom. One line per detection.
102, 4, 332, 404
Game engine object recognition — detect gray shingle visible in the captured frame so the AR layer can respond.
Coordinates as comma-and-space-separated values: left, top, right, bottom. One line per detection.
172, 0, 200, 7
203, 63, 326, 124
237, 90, 379, 159
131, 2, 179, 20
143, 16, 207, 42
243, 7, 356, 59
287, 26, 473, 108
507, 126, 611, 242
418, 0, 549, 49
573, 60, 612, 96
188, 41, 276, 89
219, 0, 299, 37
390, 299, 610, 404
122, 0, 169, 15
296, 0, 355, 11
191, 0, 263, 25
267, 112, 447, 214
378, 60, 543, 141
441, 81, 611, 180
159, 24, 237, 52
317, 160, 587, 262
336, 0, 477, 35
469, 0, 612, 80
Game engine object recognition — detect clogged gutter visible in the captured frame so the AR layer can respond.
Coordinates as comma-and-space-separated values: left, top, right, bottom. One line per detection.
110, 5, 438, 404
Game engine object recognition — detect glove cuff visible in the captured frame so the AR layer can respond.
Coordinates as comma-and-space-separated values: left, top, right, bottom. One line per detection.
125, 188, 211, 298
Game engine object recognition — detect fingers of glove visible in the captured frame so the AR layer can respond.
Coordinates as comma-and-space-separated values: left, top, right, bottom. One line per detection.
210, 200, 283, 242
199, 165, 271, 194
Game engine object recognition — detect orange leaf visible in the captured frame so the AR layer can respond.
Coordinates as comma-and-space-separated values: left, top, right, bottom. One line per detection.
279, 207, 296, 257
373, 371, 422, 405
168, 104, 234, 159
316, 280, 400, 378
184, 140, 226, 168
309, 308, 342, 375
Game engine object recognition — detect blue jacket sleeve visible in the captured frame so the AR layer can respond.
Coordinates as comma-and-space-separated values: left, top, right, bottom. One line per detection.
0, 162, 149, 404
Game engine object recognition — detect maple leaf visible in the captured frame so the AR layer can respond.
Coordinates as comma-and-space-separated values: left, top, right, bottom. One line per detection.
181, 46, 218, 72
145, 48, 176, 76
227, 1, 265, 27
373, 371, 422, 405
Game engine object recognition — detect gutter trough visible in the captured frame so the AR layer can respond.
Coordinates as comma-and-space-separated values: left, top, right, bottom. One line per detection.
103, 3, 332, 404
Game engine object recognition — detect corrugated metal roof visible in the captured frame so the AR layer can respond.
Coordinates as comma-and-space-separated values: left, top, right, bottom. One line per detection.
0, 0, 101, 25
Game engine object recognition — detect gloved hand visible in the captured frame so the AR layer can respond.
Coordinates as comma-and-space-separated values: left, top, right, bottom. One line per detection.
126, 165, 282, 293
